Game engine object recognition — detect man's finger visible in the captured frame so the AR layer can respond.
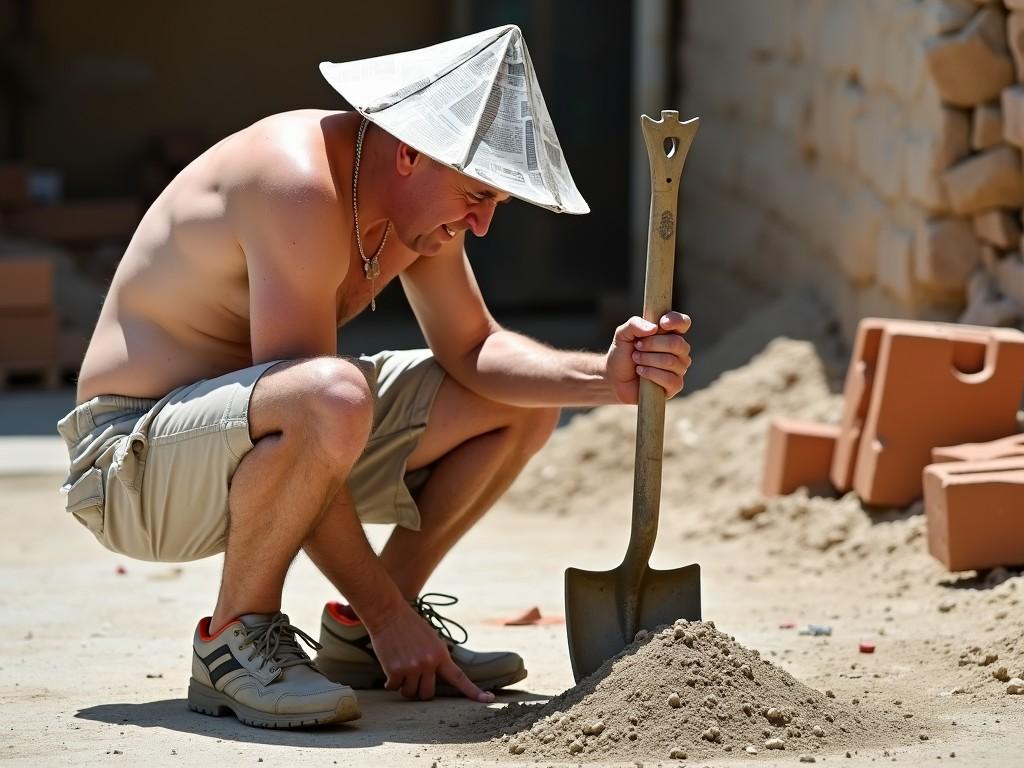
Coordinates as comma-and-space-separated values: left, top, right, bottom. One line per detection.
660, 312, 692, 333
400, 671, 422, 700
637, 364, 683, 398
418, 670, 436, 701
615, 316, 659, 342
439, 657, 495, 703
633, 351, 687, 375
635, 333, 689, 357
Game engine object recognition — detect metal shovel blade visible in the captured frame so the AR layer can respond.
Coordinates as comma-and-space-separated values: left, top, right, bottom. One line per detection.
565, 562, 701, 683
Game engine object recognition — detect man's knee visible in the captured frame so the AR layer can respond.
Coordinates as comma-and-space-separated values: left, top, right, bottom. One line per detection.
260, 357, 374, 464
510, 405, 560, 455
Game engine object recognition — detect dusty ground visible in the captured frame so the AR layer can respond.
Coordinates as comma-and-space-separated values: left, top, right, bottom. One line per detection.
2, 296, 1023, 766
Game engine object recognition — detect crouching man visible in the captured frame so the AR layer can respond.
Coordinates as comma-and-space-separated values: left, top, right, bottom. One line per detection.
57, 25, 691, 728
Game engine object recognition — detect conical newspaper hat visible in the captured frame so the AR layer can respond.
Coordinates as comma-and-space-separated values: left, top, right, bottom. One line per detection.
320, 25, 589, 214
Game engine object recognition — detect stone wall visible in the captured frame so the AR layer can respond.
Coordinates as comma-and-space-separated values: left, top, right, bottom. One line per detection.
678, 0, 1024, 342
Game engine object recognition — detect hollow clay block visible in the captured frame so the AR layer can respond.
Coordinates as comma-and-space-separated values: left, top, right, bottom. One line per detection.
853, 322, 1024, 506
831, 318, 889, 492
924, 458, 1024, 571
761, 418, 840, 497
932, 433, 1024, 462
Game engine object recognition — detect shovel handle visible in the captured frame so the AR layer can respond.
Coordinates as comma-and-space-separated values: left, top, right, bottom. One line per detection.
622, 112, 699, 622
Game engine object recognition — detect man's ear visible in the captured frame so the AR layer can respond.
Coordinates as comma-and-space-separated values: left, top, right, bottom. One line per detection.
395, 141, 422, 177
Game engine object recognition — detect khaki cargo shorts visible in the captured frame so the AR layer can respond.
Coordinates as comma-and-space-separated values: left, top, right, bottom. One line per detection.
56, 350, 445, 562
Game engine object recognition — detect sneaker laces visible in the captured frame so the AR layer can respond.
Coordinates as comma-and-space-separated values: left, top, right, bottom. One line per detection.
238, 612, 322, 672
412, 592, 468, 646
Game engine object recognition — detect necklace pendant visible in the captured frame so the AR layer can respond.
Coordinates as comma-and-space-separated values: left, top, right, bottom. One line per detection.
363, 256, 380, 280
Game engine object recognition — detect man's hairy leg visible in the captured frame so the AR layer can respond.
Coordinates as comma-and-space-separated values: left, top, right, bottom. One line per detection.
210, 358, 373, 633
380, 376, 560, 598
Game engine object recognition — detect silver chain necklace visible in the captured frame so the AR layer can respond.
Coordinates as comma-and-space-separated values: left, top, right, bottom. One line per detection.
353, 117, 391, 311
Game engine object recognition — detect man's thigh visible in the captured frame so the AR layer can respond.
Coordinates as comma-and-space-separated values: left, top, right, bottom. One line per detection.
60, 361, 280, 563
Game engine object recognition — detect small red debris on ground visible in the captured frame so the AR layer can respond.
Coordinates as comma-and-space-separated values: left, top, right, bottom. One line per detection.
486, 607, 565, 626
859, 641, 876, 654
115, 564, 127, 575
778, 621, 796, 629
505, 606, 542, 625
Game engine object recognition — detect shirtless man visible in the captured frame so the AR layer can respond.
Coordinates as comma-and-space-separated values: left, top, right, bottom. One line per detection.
57, 40, 692, 730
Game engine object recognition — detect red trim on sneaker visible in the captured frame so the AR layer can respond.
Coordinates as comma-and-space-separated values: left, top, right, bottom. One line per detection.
197, 616, 240, 642
326, 601, 363, 627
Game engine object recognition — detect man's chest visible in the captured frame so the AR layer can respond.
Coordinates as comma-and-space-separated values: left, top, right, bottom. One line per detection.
334, 241, 422, 326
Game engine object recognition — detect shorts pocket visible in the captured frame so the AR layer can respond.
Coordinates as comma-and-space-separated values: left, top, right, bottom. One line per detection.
65, 466, 105, 537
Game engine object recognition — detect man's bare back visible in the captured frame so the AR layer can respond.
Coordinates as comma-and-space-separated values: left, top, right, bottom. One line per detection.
76, 110, 415, 403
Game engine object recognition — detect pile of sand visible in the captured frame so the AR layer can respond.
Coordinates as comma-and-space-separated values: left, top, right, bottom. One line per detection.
475, 619, 911, 761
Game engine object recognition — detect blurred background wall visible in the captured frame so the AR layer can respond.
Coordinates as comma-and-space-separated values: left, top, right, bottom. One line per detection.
0, 0, 647, 388
679, 0, 1024, 344
2, 0, 1020, 394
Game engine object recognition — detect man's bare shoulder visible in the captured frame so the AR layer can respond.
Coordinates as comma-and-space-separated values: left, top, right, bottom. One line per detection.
219, 110, 354, 207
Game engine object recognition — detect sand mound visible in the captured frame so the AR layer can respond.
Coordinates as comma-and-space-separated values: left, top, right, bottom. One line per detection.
475, 619, 909, 761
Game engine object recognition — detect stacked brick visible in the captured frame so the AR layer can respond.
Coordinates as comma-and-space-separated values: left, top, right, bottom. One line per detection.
0, 163, 137, 388
761, 318, 1024, 573
679, 0, 1024, 340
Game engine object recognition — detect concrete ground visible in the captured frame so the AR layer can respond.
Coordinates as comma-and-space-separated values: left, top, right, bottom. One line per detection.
1, 387, 1021, 767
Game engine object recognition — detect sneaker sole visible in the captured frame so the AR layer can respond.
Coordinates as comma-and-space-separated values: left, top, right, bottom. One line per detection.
316, 657, 528, 696
187, 678, 361, 728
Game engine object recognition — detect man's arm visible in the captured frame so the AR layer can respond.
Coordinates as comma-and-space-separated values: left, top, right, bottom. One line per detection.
233, 174, 345, 362
401, 233, 691, 407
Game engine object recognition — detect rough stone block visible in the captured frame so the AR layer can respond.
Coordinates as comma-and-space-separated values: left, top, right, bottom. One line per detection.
905, 108, 971, 211
973, 208, 1022, 247
995, 251, 1024, 302
925, 6, 1014, 107
959, 292, 1023, 325
932, 434, 1024, 462
6, 199, 142, 244
876, 223, 916, 301
1008, 11, 1024, 81
761, 418, 840, 497
1001, 84, 1024, 145
916, 217, 982, 290
924, 458, 1024, 571
972, 102, 1004, 149
942, 145, 1024, 214
924, 0, 979, 35
837, 187, 885, 284
855, 100, 904, 201
832, 318, 1024, 502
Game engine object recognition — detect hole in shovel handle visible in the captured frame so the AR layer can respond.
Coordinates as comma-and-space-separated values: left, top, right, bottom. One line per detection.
663, 137, 678, 158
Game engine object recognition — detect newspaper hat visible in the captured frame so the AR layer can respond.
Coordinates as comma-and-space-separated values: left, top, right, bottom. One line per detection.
320, 25, 589, 214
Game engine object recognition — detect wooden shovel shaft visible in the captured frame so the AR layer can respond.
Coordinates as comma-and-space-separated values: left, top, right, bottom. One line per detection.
621, 112, 699, 635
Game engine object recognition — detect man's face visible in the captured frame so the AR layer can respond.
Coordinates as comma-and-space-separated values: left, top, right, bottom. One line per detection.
393, 157, 512, 253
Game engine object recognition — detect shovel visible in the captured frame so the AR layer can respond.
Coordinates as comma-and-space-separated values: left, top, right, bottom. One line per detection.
565, 111, 702, 683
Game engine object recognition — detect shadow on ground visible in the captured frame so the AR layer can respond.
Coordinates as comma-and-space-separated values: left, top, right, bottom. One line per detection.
75, 687, 550, 749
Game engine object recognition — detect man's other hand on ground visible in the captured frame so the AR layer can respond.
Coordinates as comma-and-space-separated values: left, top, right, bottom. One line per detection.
368, 602, 496, 703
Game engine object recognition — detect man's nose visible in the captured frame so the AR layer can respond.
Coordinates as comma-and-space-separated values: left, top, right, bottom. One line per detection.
466, 201, 497, 237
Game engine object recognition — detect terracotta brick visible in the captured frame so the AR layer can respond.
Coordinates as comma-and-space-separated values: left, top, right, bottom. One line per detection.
924, 458, 1024, 570
832, 319, 889, 492
942, 145, 1024, 214
925, 6, 1013, 107
932, 433, 1024, 462
6, 199, 141, 244
761, 418, 840, 497
0, 258, 54, 311
971, 102, 1003, 149
973, 208, 1021, 247
0, 310, 59, 368
850, 321, 1024, 506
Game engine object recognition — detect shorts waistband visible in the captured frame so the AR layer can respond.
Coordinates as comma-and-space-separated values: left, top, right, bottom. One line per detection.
57, 395, 160, 445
